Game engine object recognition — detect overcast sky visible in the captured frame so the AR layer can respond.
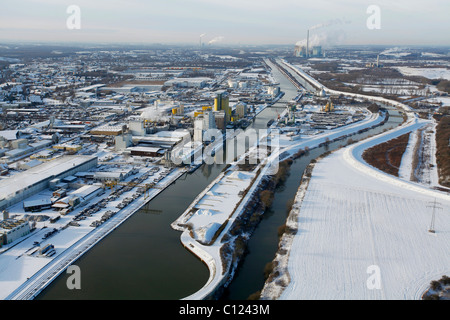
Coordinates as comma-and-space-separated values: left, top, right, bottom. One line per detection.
0, 0, 449, 46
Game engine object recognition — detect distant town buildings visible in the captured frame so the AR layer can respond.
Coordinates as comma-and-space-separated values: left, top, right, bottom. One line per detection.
0, 46, 285, 249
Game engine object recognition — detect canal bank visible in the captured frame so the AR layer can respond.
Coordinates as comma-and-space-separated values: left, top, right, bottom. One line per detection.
222, 60, 415, 300
172, 103, 397, 300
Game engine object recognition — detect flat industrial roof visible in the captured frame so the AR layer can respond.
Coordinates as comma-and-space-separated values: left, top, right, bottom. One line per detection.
23, 198, 53, 208
76, 84, 106, 92
69, 185, 102, 199
127, 146, 162, 153
0, 155, 97, 203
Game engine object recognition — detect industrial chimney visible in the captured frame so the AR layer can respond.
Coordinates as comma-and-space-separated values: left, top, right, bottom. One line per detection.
306, 29, 309, 58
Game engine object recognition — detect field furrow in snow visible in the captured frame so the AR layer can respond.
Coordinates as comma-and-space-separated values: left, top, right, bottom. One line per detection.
280, 149, 450, 300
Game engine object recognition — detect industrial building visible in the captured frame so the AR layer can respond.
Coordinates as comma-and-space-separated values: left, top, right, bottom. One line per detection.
294, 45, 307, 58
126, 146, 164, 157
0, 155, 98, 211
312, 46, 322, 57
129, 119, 146, 136
0, 218, 31, 245
322, 100, 334, 112
194, 111, 216, 142
53, 143, 82, 153
214, 92, 231, 124
90, 124, 126, 136
0, 137, 53, 163
235, 102, 248, 119
52, 185, 103, 210
94, 171, 127, 182
294, 45, 324, 58
115, 134, 132, 151
214, 111, 226, 130
131, 130, 190, 150
23, 198, 53, 212
294, 29, 324, 58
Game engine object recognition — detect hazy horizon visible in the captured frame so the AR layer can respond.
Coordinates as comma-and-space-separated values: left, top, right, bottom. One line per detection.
1, 0, 449, 47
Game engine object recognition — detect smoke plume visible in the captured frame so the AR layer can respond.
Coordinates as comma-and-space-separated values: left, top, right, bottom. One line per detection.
208, 36, 224, 44
309, 18, 351, 31
296, 18, 351, 47
140, 107, 169, 122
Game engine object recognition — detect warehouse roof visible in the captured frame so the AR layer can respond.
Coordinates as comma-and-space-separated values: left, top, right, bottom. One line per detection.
23, 198, 53, 209
0, 155, 97, 204
127, 146, 162, 153
69, 185, 102, 200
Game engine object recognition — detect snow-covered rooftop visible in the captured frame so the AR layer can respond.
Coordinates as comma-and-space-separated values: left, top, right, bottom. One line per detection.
0, 156, 97, 205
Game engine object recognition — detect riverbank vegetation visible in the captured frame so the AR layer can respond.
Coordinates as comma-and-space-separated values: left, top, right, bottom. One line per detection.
362, 133, 411, 177
434, 112, 450, 187
422, 275, 450, 300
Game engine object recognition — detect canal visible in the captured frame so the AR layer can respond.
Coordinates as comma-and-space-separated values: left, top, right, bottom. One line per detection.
36, 107, 288, 300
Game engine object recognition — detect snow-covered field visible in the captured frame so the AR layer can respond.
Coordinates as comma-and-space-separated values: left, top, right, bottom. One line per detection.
185, 170, 256, 244
421, 96, 450, 107
260, 59, 450, 300
278, 120, 450, 300
399, 122, 440, 187
398, 127, 420, 181
396, 67, 450, 81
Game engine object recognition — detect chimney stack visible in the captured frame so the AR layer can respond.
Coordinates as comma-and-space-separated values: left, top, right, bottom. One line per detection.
306, 29, 309, 58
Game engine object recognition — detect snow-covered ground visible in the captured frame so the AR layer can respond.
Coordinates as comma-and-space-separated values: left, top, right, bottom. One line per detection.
398, 127, 420, 181
276, 119, 450, 300
399, 121, 441, 187
421, 96, 450, 107
395, 67, 450, 81
184, 170, 257, 244
259, 60, 450, 301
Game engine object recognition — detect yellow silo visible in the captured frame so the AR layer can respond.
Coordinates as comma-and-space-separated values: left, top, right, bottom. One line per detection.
214, 97, 220, 111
